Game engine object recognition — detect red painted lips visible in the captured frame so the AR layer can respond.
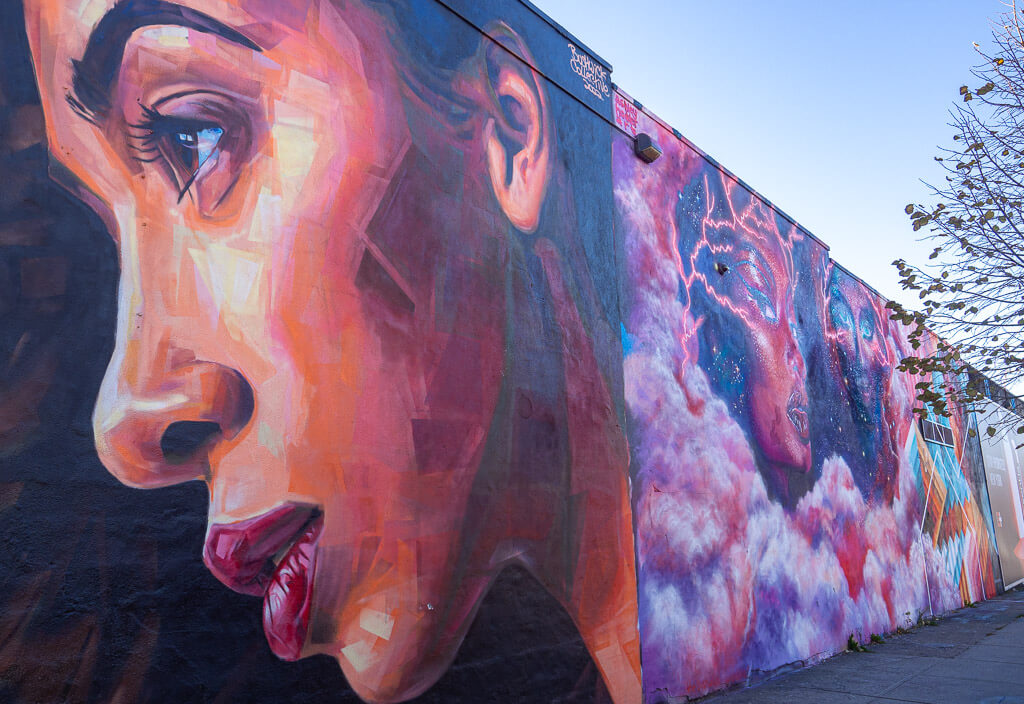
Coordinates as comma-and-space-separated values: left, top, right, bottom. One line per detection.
203, 503, 323, 660
787, 391, 810, 444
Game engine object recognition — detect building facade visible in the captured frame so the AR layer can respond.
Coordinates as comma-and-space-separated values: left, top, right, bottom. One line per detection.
1, 1, 1020, 702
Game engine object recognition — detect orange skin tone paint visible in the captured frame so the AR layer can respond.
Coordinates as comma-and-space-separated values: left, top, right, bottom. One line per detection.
24, 1, 641, 701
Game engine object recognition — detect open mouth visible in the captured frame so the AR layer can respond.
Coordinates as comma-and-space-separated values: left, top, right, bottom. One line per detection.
203, 503, 323, 661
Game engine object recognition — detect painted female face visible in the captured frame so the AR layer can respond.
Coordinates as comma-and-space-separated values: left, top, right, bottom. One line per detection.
24, 0, 520, 700
826, 267, 901, 500
826, 269, 890, 428
693, 175, 811, 501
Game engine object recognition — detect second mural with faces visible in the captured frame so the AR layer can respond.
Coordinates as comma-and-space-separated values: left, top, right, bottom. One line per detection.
614, 107, 990, 701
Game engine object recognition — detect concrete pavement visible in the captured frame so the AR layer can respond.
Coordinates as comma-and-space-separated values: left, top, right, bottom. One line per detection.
700, 588, 1024, 703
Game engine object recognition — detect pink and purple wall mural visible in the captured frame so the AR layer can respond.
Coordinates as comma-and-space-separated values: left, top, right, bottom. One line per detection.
0, 1, 1014, 702
613, 94, 1001, 702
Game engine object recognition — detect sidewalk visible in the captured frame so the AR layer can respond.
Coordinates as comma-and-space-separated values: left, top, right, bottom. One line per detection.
701, 588, 1024, 704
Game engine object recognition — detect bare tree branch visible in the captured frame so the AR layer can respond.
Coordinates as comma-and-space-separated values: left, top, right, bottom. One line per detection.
888, 4, 1024, 433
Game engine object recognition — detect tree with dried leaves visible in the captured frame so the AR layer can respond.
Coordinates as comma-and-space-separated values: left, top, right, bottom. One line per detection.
889, 2, 1024, 437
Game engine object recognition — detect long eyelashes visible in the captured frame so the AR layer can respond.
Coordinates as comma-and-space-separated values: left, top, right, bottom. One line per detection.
127, 105, 173, 161
127, 104, 225, 202
126, 107, 164, 163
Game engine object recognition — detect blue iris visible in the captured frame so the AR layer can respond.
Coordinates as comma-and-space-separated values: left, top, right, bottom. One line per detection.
172, 126, 223, 174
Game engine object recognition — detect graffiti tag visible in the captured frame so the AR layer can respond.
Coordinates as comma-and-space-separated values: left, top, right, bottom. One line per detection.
614, 93, 639, 136
569, 43, 610, 101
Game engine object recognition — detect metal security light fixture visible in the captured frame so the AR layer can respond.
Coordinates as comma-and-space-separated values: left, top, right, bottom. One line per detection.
634, 132, 662, 163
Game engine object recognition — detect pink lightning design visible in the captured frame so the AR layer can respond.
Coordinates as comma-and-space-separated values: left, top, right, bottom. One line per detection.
660, 171, 799, 372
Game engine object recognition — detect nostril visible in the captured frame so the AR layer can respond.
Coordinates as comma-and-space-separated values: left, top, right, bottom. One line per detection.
161, 421, 222, 463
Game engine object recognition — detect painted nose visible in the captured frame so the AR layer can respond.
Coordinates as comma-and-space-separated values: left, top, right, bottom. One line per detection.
785, 321, 806, 378
94, 361, 254, 488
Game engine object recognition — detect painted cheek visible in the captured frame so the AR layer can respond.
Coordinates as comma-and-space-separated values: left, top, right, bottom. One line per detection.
270, 106, 328, 215
869, 340, 888, 371
189, 240, 272, 340
194, 151, 241, 216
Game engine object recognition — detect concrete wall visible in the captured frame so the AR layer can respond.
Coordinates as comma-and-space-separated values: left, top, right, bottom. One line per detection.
0, 0, 1010, 702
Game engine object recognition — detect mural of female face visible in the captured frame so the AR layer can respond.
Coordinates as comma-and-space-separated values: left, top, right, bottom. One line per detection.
685, 174, 811, 506
826, 267, 899, 501
827, 270, 888, 427
23, 1, 640, 702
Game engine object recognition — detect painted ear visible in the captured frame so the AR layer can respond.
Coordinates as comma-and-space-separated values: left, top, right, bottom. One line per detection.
480, 26, 551, 234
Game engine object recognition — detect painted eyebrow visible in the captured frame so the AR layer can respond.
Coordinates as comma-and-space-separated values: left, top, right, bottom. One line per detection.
68, 0, 263, 123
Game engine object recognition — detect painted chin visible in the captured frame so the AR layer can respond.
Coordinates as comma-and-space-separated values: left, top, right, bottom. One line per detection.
333, 617, 455, 704
327, 556, 488, 702
345, 661, 447, 704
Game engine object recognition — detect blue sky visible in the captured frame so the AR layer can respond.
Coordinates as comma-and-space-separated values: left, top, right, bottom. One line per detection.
536, 0, 1000, 308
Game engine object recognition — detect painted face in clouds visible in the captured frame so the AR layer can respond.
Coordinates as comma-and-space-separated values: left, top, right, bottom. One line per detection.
21, 0, 628, 701
826, 266, 900, 502
689, 173, 812, 506
827, 269, 889, 428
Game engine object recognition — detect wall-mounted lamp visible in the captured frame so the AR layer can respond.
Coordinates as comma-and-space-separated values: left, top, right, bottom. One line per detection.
634, 132, 662, 163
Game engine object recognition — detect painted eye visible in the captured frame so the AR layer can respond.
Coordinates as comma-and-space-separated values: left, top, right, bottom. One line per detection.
755, 294, 778, 324
128, 93, 253, 215
169, 125, 224, 183
736, 260, 768, 290
829, 293, 854, 333
735, 260, 778, 324
859, 309, 876, 340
